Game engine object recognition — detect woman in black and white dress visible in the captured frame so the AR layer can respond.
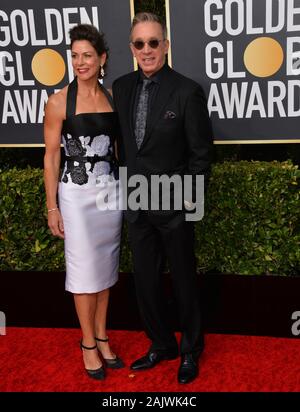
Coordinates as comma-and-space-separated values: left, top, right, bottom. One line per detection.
44, 24, 123, 380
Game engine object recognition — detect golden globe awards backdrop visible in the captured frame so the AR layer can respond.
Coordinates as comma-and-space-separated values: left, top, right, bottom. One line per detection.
0, 0, 134, 145
166, 0, 300, 143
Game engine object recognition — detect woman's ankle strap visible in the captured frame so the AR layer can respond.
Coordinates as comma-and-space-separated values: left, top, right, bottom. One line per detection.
80, 339, 97, 350
95, 336, 109, 342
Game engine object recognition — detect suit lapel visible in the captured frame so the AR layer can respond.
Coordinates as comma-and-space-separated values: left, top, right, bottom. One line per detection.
128, 73, 139, 139
141, 67, 177, 149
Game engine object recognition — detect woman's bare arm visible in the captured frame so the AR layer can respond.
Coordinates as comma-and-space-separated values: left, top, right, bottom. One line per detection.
43, 92, 65, 238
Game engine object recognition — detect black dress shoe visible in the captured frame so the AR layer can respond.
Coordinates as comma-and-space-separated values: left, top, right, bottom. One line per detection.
177, 353, 199, 384
131, 349, 178, 371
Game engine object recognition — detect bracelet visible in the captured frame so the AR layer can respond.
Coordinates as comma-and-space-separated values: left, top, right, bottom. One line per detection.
47, 207, 59, 213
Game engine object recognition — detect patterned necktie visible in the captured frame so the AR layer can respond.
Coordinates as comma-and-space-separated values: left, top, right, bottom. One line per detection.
135, 79, 151, 149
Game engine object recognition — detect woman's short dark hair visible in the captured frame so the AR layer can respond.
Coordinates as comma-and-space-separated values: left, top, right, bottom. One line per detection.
69, 24, 109, 77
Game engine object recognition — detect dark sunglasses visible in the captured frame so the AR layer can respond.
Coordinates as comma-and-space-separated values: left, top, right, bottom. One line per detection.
131, 39, 164, 50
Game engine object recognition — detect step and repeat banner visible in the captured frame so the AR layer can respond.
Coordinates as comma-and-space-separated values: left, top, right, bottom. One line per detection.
166, 0, 300, 143
0, 0, 134, 145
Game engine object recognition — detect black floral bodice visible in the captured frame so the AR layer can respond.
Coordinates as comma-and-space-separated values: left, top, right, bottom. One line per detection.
61, 78, 119, 186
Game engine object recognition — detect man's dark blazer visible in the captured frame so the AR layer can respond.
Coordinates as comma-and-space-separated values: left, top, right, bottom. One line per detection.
112, 64, 213, 223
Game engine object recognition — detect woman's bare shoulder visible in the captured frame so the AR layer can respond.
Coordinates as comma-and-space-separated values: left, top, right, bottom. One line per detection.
45, 85, 68, 118
47, 85, 68, 107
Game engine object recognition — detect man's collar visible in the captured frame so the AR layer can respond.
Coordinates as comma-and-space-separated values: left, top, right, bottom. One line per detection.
138, 63, 169, 84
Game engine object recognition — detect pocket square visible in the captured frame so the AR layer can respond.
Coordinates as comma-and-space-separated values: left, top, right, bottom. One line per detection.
164, 110, 177, 119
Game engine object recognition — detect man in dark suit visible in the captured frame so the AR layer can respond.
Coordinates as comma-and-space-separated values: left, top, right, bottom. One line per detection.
113, 12, 213, 384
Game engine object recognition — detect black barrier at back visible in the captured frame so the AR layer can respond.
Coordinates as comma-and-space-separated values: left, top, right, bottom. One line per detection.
167, 0, 300, 143
0, 0, 134, 145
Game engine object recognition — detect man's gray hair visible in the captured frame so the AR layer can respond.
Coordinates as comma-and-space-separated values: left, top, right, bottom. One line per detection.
130, 12, 168, 40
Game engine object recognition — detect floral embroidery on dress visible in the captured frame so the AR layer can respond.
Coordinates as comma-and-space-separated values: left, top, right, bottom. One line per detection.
86, 134, 110, 157
70, 163, 89, 186
61, 160, 89, 186
65, 134, 86, 156
93, 161, 110, 178
61, 133, 113, 186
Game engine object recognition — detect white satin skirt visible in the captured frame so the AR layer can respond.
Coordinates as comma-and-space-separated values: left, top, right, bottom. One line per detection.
58, 180, 123, 294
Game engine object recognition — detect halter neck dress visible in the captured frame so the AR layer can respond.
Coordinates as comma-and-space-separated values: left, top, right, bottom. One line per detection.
58, 78, 122, 293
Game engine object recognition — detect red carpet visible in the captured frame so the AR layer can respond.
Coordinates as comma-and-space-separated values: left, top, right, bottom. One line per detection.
0, 328, 299, 392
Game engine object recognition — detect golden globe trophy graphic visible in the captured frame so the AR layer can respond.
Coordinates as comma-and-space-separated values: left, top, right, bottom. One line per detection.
244, 37, 284, 78
31, 49, 66, 86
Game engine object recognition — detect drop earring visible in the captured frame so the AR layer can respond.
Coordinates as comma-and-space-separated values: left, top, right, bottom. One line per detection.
100, 66, 105, 78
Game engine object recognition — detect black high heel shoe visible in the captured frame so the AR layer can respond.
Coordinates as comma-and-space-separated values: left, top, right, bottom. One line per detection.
80, 339, 105, 380
95, 336, 124, 369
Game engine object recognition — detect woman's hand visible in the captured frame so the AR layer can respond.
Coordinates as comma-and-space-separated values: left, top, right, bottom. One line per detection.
48, 209, 65, 239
